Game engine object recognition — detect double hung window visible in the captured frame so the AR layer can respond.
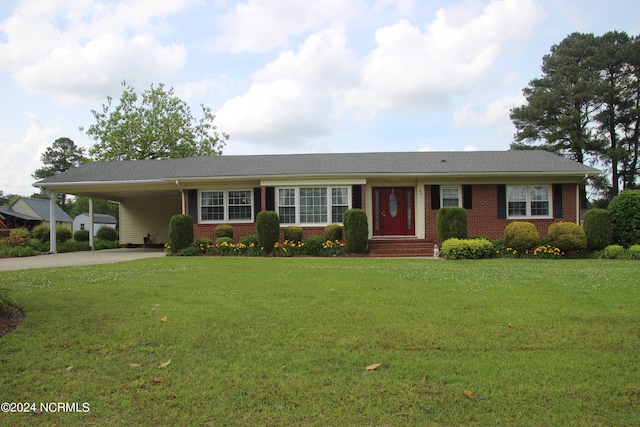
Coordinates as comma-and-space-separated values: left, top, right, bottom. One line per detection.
507, 185, 550, 218
441, 186, 461, 207
200, 190, 252, 222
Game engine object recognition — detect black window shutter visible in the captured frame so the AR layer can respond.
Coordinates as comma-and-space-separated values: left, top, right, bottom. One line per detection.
351, 185, 362, 209
553, 184, 563, 218
431, 185, 441, 210
253, 187, 262, 219
463, 185, 473, 209
188, 190, 198, 221
497, 185, 506, 219
265, 187, 275, 211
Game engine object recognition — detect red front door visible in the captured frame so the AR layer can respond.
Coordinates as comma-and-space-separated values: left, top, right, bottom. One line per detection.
373, 187, 414, 236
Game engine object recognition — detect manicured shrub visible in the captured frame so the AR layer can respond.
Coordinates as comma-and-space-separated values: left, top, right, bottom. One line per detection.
324, 224, 343, 241
216, 237, 233, 245
256, 211, 280, 253
608, 189, 640, 246
96, 226, 119, 242
178, 246, 199, 257
504, 221, 539, 253
57, 240, 89, 253
343, 209, 368, 253
437, 207, 468, 242
9, 227, 30, 238
32, 224, 50, 242
74, 229, 90, 242
583, 208, 611, 251
441, 238, 493, 260
628, 244, 640, 260
239, 235, 259, 246
284, 226, 303, 242
55, 225, 73, 243
547, 222, 586, 253
600, 244, 626, 259
168, 214, 194, 253
214, 224, 234, 239
94, 239, 120, 250
302, 236, 326, 256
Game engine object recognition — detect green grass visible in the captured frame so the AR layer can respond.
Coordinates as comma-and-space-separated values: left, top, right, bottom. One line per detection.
1, 258, 639, 426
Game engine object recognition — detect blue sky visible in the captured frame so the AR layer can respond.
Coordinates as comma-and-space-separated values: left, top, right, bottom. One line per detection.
1, 0, 639, 196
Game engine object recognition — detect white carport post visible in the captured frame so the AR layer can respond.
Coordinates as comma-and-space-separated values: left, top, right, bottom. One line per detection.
49, 192, 57, 254
88, 197, 95, 250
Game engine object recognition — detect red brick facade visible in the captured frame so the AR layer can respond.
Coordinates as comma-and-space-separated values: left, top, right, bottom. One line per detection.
186, 183, 578, 244
424, 184, 578, 241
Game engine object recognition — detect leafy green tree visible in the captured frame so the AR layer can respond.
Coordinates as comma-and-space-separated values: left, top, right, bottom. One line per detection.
511, 31, 640, 200
82, 81, 228, 161
32, 137, 87, 209
68, 197, 119, 221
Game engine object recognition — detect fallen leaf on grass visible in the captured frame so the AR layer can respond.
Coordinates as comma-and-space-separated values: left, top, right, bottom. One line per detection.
422, 374, 429, 382
507, 322, 514, 328
159, 359, 171, 368
65, 366, 73, 371
160, 316, 168, 322
129, 363, 142, 368
464, 390, 475, 398
366, 363, 382, 371
620, 305, 624, 310
152, 377, 165, 383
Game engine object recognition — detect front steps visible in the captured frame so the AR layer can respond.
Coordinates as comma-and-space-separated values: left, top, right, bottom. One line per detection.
368, 238, 436, 257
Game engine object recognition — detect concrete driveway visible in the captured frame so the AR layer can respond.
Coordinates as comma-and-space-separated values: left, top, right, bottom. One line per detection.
0, 248, 166, 271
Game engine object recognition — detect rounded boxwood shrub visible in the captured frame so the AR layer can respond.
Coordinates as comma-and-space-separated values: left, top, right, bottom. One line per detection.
214, 224, 234, 239
96, 226, 119, 242
609, 189, 640, 246
324, 224, 343, 241
32, 224, 50, 242
547, 222, 586, 253
437, 207, 468, 242
55, 225, 73, 243
239, 235, 259, 246
628, 244, 640, 260
343, 209, 368, 253
302, 235, 326, 256
504, 221, 539, 253
583, 208, 611, 251
284, 226, 303, 242
9, 227, 31, 238
441, 238, 494, 260
256, 211, 280, 253
168, 214, 194, 253
74, 229, 90, 242
600, 244, 626, 259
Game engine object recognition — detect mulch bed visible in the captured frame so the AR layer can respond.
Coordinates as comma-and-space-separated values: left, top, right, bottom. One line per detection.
0, 306, 24, 338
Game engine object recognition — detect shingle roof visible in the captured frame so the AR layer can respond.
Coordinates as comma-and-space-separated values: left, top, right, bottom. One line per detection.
35, 151, 600, 185
76, 213, 117, 224
14, 198, 73, 222
0, 206, 39, 221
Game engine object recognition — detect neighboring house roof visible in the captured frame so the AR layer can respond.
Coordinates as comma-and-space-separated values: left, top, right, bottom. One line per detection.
75, 213, 117, 224
0, 205, 41, 221
10, 197, 73, 223
35, 151, 600, 185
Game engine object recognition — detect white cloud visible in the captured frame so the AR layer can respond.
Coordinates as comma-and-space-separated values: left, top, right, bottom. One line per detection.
0, 120, 59, 195
211, 0, 366, 52
342, 0, 545, 115
215, 27, 359, 148
0, 0, 191, 104
464, 145, 478, 151
452, 92, 526, 127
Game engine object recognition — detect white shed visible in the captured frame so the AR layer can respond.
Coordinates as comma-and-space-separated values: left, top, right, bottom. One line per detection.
73, 213, 117, 235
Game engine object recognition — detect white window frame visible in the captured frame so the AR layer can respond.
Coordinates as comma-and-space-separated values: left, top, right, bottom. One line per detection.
441, 186, 462, 208
276, 186, 351, 225
506, 185, 552, 219
199, 189, 253, 223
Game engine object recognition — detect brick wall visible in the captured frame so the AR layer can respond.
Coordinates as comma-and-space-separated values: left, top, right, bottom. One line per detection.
424, 184, 578, 242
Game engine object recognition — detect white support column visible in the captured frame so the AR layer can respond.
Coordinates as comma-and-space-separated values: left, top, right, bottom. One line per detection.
89, 197, 95, 250
49, 192, 57, 254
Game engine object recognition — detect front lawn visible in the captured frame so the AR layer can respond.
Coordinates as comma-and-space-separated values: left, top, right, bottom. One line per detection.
0, 258, 638, 426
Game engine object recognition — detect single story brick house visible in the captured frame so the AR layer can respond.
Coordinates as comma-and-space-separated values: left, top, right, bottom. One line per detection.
34, 151, 600, 255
